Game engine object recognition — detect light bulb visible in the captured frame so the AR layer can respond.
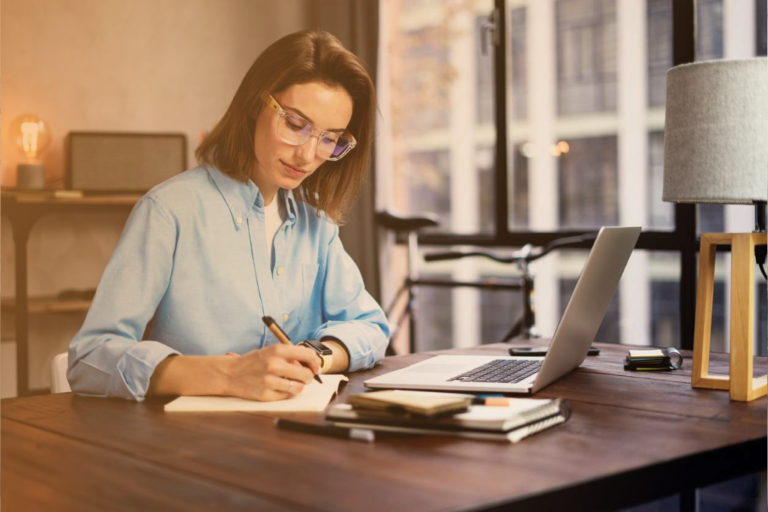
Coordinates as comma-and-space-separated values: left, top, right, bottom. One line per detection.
10, 114, 52, 189
10, 114, 51, 162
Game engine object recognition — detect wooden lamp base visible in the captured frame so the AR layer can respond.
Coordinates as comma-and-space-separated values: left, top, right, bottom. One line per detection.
692, 233, 767, 401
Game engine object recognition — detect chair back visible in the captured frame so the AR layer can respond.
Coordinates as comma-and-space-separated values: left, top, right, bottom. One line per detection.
50, 352, 71, 394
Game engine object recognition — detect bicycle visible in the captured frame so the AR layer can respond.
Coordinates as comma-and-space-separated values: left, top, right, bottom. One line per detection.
376, 210, 597, 355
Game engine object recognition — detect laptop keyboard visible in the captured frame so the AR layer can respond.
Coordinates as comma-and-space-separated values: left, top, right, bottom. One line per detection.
447, 359, 542, 384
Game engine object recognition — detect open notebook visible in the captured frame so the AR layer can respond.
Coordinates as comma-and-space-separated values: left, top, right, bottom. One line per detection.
164, 375, 348, 413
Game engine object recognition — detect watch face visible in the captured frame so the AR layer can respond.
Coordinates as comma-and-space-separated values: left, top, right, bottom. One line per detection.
302, 339, 333, 356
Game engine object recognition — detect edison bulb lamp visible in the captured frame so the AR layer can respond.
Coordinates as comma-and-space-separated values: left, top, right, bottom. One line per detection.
10, 114, 51, 189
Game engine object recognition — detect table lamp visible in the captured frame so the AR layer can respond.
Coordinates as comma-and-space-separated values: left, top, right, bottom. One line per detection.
9, 114, 51, 189
663, 57, 767, 402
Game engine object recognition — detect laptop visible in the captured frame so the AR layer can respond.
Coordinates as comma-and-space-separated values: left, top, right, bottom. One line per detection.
365, 226, 642, 394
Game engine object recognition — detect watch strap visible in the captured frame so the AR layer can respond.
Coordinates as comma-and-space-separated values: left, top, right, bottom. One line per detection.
319, 351, 333, 374
300, 340, 334, 374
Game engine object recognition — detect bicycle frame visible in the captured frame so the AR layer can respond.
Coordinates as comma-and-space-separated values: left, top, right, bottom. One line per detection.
378, 210, 596, 355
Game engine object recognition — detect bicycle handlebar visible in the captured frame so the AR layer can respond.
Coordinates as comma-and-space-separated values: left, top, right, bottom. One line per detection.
423, 233, 598, 265
423, 251, 511, 263
530, 233, 598, 261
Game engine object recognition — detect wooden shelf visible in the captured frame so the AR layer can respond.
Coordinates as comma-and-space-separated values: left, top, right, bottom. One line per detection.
1, 190, 141, 206
1, 296, 92, 314
1, 193, 141, 397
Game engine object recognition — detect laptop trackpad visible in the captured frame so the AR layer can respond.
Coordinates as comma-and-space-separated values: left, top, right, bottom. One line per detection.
404, 364, 467, 374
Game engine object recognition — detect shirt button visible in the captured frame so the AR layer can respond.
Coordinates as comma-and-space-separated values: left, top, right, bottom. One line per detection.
277, 267, 285, 275
236, 217, 243, 225
282, 314, 289, 322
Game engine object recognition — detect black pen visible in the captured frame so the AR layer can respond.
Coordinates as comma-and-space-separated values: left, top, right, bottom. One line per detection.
274, 418, 375, 442
262, 315, 323, 384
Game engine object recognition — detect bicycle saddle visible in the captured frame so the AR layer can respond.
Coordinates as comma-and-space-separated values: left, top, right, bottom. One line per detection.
375, 210, 440, 232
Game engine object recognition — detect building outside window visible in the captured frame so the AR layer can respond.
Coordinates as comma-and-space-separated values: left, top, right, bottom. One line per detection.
558, 135, 618, 229
647, 131, 672, 229
556, 0, 617, 116
510, 7, 528, 120
475, 15, 495, 125
647, 0, 672, 108
379, 0, 766, 354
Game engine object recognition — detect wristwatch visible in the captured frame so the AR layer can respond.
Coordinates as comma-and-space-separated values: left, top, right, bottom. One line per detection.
300, 339, 333, 374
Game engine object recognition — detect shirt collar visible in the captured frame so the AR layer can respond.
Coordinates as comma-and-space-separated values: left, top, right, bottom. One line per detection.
207, 166, 260, 231
207, 166, 297, 230
281, 188, 298, 223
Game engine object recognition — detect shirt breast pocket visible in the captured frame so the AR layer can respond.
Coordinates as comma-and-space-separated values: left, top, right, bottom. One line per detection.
298, 263, 320, 326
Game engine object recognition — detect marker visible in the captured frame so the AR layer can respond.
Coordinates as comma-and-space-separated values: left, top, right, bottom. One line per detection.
471, 395, 511, 406
262, 315, 323, 384
275, 418, 375, 442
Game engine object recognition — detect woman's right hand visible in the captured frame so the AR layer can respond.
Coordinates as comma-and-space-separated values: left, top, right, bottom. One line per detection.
223, 344, 321, 401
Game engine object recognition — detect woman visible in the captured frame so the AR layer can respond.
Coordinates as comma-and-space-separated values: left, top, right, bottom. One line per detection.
68, 30, 389, 402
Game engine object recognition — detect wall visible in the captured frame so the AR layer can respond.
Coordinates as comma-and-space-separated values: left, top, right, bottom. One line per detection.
1, 0, 312, 393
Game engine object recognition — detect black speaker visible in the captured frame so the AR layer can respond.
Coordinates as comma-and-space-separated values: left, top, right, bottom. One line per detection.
67, 132, 187, 193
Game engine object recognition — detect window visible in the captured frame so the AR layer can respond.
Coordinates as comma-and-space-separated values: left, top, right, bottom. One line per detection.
382, 0, 495, 237
509, 143, 529, 229
415, 284, 455, 352
477, 146, 496, 233
480, 286, 524, 345
695, 0, 725, 234
649, 254, 682, 348
510, 7, 528, 120
647, 0, 672, 107
556, 0, 617, 116
379, 0, 767, 353
697, 0, 724, 62
759, 0, 767, 56
406, 150, 452, 231
397, 27, 451, 136
647, 131, 673, 229
476, 16, 495, 125
558, 136, 618, 229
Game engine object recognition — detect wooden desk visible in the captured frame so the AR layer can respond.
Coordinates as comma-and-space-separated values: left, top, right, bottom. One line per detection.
2, 342, 765, 511
0, 192, 140, 396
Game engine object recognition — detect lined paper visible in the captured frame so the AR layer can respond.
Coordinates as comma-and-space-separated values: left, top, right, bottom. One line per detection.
164, 375, 348, 412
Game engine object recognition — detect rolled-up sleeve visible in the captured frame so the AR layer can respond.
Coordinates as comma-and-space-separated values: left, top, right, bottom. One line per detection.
310, 224, 389, 371
68, 196, 181, 401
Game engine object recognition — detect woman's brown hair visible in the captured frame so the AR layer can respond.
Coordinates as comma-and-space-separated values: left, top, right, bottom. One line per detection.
196, 30, 376, 225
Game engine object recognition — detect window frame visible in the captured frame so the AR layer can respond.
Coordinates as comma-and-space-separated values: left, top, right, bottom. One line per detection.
412, 0, 700, 350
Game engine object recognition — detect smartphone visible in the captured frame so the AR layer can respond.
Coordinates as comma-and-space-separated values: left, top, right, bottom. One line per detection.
509, 346, 600, 357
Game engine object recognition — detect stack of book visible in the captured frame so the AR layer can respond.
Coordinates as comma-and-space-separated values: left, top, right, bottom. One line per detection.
624, 348, 682, 371
325, 390, 570, 443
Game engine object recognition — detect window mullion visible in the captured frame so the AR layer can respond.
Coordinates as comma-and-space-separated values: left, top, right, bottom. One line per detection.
494, 0, 510, 240
672, 0, 698, 350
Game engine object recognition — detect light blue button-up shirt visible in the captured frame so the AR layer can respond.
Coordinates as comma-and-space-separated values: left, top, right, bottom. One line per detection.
68, 166, 389, 401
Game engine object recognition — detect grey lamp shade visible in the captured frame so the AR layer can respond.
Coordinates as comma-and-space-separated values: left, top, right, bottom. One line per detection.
663, 57, 768, 204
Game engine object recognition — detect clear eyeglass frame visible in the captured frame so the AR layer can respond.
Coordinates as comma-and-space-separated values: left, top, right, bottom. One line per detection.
260, 92, 357, 162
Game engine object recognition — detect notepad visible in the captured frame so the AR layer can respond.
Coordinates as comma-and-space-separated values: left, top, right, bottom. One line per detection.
628, 349, 665, 358
347, 390, 471, 417
164, 375, 348, 412
625, 347, 683, 371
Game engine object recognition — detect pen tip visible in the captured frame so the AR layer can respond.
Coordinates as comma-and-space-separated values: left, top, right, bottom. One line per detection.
315, 375, 323, 384
262, 316, 273, 325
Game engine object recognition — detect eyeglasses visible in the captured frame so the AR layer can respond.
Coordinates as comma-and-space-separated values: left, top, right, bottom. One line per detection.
260, 93, 357, 161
